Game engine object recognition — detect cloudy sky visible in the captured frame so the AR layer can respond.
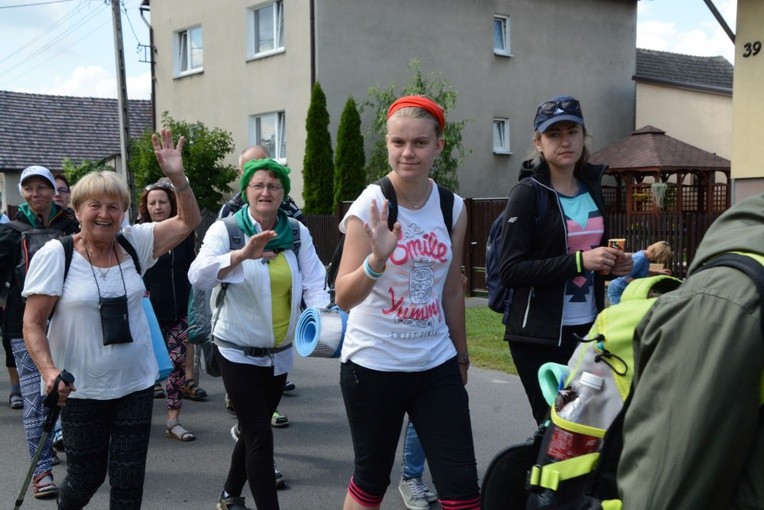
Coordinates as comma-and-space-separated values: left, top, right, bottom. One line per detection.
0, 0, 737, 100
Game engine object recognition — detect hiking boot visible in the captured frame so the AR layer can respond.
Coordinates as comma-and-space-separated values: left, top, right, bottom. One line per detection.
274, 462, 286, 490
216, 493, 252, 510
398, 477, 431, 509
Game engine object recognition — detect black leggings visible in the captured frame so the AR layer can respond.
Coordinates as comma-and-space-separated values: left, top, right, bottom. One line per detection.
58, 386, 153, 510
216, 345, 286, 510
509, 323, 592, 425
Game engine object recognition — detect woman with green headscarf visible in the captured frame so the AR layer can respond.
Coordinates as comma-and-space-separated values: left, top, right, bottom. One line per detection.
189, 158, 328, 510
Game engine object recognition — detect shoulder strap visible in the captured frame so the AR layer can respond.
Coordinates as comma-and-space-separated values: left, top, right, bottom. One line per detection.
58, 236, 75, 282
695, 252, 764, 338
116, 233, 141, 274
436, 184, 454, 236
221, 216, 245, 250
287, 217, 301, 257
7, 220, 33, 233
376, 176, 398, 229
378, 176, 455, 236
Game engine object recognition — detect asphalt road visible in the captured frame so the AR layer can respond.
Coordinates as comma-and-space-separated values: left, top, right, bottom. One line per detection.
1, 345, 536, 509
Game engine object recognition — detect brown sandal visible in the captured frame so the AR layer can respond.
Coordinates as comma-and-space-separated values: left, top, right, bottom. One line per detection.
181, 379, 208, 401
166, 423, 195, 442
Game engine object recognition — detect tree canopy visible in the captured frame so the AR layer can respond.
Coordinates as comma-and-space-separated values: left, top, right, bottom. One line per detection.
128, 112, 237, 212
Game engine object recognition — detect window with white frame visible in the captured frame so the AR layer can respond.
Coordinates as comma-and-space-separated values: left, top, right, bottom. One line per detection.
175, 25, 203, 75
251, 112, 286, 161
493, 15, 510, 56
493, 118, 511, 154
248, 1, 284, 58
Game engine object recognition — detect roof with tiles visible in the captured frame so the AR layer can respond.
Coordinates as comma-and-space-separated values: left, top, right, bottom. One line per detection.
590, 125, 730, 171
0, 90, 153, 173
635, 48, 733, 95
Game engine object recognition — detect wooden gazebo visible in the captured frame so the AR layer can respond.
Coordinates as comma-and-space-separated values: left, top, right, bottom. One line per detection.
590, 125, 731, 215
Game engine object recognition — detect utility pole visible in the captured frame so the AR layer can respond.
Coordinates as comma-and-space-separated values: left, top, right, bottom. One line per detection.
110, 0, 137, 221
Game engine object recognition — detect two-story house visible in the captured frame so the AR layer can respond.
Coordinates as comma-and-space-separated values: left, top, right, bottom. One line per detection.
144, 0, 638, 202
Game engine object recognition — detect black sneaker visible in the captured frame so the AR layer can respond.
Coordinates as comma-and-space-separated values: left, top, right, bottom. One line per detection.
283, 380, 296, 392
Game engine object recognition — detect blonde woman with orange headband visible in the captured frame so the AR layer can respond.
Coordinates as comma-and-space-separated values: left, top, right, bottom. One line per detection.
335, 95, 480, 510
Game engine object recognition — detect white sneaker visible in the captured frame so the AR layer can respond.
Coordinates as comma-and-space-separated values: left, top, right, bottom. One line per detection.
398, 477, 431, 509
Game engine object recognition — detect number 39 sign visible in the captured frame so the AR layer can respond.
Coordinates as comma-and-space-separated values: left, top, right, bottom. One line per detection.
743, 41, 761, 58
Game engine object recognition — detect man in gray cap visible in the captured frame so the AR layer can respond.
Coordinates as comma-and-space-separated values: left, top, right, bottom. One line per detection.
0, 165, 78, 499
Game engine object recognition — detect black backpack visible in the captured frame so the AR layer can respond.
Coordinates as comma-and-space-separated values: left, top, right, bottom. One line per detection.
486, 180, 549, 318
324, 176, 455, 305
7, 220, 69, 289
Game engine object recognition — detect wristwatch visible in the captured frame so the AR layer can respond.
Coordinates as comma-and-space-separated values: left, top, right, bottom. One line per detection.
456, 352, 470, 366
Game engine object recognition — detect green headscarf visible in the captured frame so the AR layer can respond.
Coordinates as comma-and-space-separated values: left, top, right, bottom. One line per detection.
235, 158, 294, 252
240, 158, 291, 200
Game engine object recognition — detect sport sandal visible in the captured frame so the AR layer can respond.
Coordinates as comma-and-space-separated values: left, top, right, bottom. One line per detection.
33, 471, 57, 499
181, 379, 208, 401
166, 422, 195, 442
9, 392, 23, 409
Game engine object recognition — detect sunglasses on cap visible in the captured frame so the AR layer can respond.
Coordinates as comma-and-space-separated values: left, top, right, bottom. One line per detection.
536, 98, 582, 117
144, 181, 173, 192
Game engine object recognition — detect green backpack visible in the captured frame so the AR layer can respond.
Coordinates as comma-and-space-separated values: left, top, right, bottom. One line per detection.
481, 252, 764, 510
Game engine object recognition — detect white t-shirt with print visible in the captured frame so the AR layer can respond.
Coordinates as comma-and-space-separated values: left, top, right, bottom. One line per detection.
22, 223, 159, 400
339, 181, 464, 372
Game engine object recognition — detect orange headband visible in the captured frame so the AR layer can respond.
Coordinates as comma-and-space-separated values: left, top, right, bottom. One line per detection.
387, 95, 445, 131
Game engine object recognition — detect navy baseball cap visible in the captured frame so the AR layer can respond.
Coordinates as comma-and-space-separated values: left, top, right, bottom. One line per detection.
533, 96, 585, 133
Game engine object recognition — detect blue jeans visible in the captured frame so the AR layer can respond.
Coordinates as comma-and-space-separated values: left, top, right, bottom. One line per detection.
402, 420, 426, 480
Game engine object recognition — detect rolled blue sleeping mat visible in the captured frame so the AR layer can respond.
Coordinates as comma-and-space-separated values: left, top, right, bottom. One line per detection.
295, 306, 348, 358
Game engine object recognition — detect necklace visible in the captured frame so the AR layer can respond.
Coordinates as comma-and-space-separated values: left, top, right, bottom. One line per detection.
84, 240, 115, 280
399, 183, 431, 209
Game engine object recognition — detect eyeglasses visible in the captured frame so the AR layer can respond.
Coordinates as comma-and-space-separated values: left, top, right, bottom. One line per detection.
56, 187, 70, 194
247, 183, 283, 192
536, 98, 582, 117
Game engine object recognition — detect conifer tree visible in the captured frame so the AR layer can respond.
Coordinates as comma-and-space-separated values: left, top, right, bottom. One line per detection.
333, 96, 366, 212
302, 82, 334, 214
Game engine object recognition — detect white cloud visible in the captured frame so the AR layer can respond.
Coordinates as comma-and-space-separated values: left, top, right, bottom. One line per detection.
17, 65, 152, 100
637, 0, 736, 64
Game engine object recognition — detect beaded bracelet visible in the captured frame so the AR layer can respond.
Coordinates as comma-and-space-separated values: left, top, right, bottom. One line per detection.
363, 255, 385, 280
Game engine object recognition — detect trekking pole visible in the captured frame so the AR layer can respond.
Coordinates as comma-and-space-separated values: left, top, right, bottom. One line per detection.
13, 370, 75, 510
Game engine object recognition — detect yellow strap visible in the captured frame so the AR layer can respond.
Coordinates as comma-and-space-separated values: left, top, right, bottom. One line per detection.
601, 500, 623, 510
551, 405, 607, 438
528, 452, 601, 491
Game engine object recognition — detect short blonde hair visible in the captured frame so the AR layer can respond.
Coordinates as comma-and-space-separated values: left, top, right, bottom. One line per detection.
647, 241, 672, 266
71, 171, 131, 212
